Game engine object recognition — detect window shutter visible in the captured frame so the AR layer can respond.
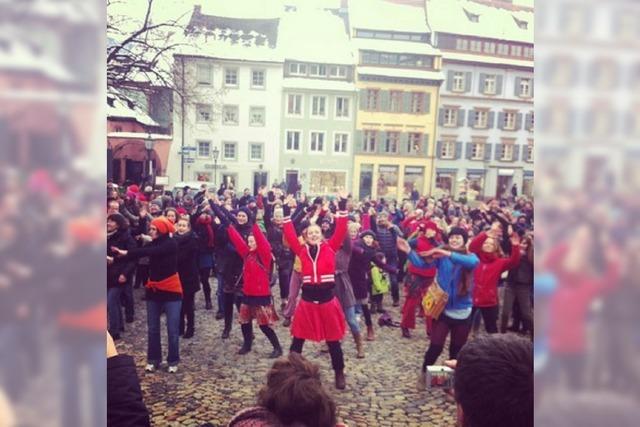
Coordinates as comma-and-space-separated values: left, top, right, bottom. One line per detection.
423, 133, 430, 156
446, 71, 454, 91
380, 91, 391, 112
530, 79, 534, 98
514, 77, 521, 96
359, 89, 367, 110
465, 142, 473, 159
513, 145, 520, 161
436, 140, 442, 159
403, 92, 412, 113
525, 112, 532, 131
438, 108, 445, 125
455, 141, 462, 159
496, 75, 504, 95
378, 132, 387, 154
488, 111, 496, 128
484, 143, 492, 160
515, 113, 523, 130
497, 112, 505, 130
465, 72, 472, 92
355, 130, 363, 152
457, 109, 465, 127
468, 110, 475, 127
478, 73, 486, 93
400, 133, 409, 154
423, 93, 431, 114
494, 144, 502, 160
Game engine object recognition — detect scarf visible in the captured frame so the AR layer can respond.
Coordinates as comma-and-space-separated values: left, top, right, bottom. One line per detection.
196, 216, 215, 248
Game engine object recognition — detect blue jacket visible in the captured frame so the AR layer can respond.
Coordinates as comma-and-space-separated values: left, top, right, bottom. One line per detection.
407, 249, 479, 313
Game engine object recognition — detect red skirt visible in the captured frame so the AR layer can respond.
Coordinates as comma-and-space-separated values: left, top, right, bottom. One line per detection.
238, 303, 279, 326
291, 296, 346, 342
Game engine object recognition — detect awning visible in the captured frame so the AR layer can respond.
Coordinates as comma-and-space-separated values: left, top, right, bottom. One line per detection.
498, 169, 515, 177
523, 170, 534, 178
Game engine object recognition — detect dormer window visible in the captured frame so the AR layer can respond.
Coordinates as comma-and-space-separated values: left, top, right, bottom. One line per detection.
513, 16, 529, 30
464, 9, 480, 23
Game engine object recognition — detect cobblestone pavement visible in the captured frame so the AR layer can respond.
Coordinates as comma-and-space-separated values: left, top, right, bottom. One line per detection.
116, 282, 458, 427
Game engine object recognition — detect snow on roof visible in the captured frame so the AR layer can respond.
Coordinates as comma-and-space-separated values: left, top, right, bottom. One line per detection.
107, 92, 159, 127
176, 31, 283, 63
199, 0, 282, 20
348, 0, 429, 33
442, 51, 533, 68
352, 38, 440, 56
357, 66, 444, 81
0, 36, 73, 82
427, 0, 533, 43
278, 9, 354, 64
282, 77, 356, 92
107, 132, 172, 140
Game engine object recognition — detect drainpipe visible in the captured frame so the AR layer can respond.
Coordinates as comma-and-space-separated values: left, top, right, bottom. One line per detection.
180, 56, 186, 182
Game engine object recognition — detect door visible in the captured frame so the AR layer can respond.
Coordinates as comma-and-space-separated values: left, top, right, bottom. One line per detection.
253, 172, 268, 195
285, 170, 299, 195
125, 159, 144, 185
359, 164, 373, 200
221, 173, 237, 191
496, 175, 513, 199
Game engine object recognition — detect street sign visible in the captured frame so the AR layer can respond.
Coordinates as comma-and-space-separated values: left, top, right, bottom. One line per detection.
184, 158, 195, 163
204, 164, 227, 170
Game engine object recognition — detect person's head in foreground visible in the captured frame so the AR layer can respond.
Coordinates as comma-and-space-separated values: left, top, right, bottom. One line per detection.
227, 353, 338, 427
455, 334, 533, 427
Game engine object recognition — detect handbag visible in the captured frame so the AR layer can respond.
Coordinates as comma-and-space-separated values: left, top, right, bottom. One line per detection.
421, 277, 448, 320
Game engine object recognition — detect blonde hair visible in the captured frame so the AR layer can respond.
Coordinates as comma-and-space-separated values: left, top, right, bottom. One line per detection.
348, 222, 361, 235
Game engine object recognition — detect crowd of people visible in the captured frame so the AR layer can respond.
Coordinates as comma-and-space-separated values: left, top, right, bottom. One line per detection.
106, 181, 534, 393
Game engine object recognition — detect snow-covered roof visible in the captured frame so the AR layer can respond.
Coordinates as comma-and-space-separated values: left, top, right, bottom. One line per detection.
357, 66, 444, 81
107, 92, 159, 127
107, 132, 172, 140
0, 35, 73, 82
352, 38, 440, 56
443, 51, 533, 68
426, 0, 533, 44
278, 9, 354, 64
348, 0, 429, 34
282, 77, 356, 92
199, 0, 282, 20
176, 31, 283, 63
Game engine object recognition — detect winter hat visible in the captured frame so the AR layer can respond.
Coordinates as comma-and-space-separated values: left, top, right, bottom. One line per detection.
359, 230, 377, 240
151, 217, 175, 235
321, 217, 332, 225
238, 207, 252, 219
347, 214, 357, 223
448, 226, 469, 244
107, 213, 128, 230
144, 186, 153, 193
418, 221, 438, 233
149, 199, 163, 210
176, 207, 187, 216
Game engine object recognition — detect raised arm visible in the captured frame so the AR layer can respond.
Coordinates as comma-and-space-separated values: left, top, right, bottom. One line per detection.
469, 231, 488, 255
372, 252, 398, 274
407, 250, 437, 269
500, 235, 521, 272
252, 223, 273, 267
283, 217, 304, 255
450, 252, 480, 270
227, 224, 249, 258
328, 196, 349, 252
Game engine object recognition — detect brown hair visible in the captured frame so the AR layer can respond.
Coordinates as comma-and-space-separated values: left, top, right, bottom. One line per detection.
257, 353, 337, 427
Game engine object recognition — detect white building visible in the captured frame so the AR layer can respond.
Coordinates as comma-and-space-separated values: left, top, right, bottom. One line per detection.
426, 0, 534, 199
167, 4, 284, 192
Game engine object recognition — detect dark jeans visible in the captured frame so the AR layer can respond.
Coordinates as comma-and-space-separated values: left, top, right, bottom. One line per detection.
290, 337, 344, 372
388, 271, 399, 303
107, 287, 123, 335
472, 305, 499, 334
422, 314, 472, 371
223, 291, 242, 330
278, 265, 292, 300
199, 268, 212, 303
180, 292, 196, 334
216, 272, 224, 312
147, 299, 182, 366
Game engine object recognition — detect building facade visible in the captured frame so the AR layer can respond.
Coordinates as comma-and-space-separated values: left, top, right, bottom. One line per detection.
427, 0, 534, 199
349, 0, 444, 201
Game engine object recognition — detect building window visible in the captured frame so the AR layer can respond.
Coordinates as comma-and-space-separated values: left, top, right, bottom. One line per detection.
377, 165, 399, 198
333, 133, 349, 153
390, 91, 403, 113
470, 40, 482, 52
456, 38, 469, 51
309, 64, 327, 77
484, 75, 496, 94
366, 89, 379, 110
384, 132, 400, 154
249, 143, 264, 161
310, 131, 325, 153
471, 143, 485, 160
524, 46, 534, 58
311, 96, 327, 117
223, 142, 237, 160
444, 108, 458, 126
364, 131, 377, 152
222, 105, 239, 126
309, 171, 347, 195
497, 43, 509, 55
403, 166, 424, 198
411, 92, 425, 113
452, 72, 465, 92
511, 45, 523, 57
224, 68, 238, 87
504, 111, 516, 130
287, 94, 303, 116
329, 66, 347, 78
519, 78, 532, 97
286, 130, 301, 151
196, 104, 212, 123
441, 140, 455, 159
501, 143, 514, 161
196, 172, 212, 182
114, 125, 123, 132
526, 142, 533, 162
474, 110, 488, 128
196, 63, 212, 85
335, 97, 350, 118
408, 133, 422, 154
289, 63, 307, 76
197, 141, 211, 158
483, 42, 496, 54
249, 106, 265, 127
251, 69, 265, 88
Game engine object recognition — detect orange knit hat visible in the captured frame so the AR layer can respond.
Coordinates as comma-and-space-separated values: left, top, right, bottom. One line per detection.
151, 217, 175, 235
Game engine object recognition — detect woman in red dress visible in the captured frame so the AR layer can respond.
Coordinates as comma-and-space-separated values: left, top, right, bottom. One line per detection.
282, 191, 349, 389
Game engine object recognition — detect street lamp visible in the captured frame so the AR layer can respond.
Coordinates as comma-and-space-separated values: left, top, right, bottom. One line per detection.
145, 132, 155, 187
212, 147, 220, 187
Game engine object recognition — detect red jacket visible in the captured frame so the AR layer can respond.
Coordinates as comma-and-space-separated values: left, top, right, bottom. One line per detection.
469, 232, 521, 307
283, 211, 347, 285
228, 223, 272, 297
407, 235, 437, 278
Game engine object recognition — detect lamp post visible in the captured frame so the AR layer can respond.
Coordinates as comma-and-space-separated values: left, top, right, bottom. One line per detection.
212, 147, 220, 187
144, 132, 155, 187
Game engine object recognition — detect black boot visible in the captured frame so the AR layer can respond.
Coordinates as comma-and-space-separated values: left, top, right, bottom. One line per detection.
260, 325, 283, 358
238, 323, 253, 355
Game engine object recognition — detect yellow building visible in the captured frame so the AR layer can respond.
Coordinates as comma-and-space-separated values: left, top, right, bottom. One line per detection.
348, 0, 444, 200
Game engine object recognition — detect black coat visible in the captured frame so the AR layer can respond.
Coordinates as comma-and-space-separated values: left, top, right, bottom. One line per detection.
175, 231, 201, 295
124, 234, 180, 301
107, 229, 136, 289
107, 354, 151, 427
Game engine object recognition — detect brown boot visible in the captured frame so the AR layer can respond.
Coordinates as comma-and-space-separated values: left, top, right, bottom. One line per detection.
335, 370, 346, 390
366, 325, 375, 341
353, 332, 365, 358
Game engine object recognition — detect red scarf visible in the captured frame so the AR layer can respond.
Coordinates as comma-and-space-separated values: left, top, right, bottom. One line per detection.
146, 273, 183, 295
197, 216, 215, 248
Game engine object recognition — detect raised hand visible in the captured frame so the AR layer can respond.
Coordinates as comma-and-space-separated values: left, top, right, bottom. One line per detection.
396, 238, 411, 254
510, 232, 521, 246
337, 188, 349, 200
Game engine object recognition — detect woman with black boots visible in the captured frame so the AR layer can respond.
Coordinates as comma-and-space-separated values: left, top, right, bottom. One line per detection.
283, 191, 349, 389
175, 217, 201, 339
221, 197, 282, 358
192, 209, 215, 310
397, 227, 479, 391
